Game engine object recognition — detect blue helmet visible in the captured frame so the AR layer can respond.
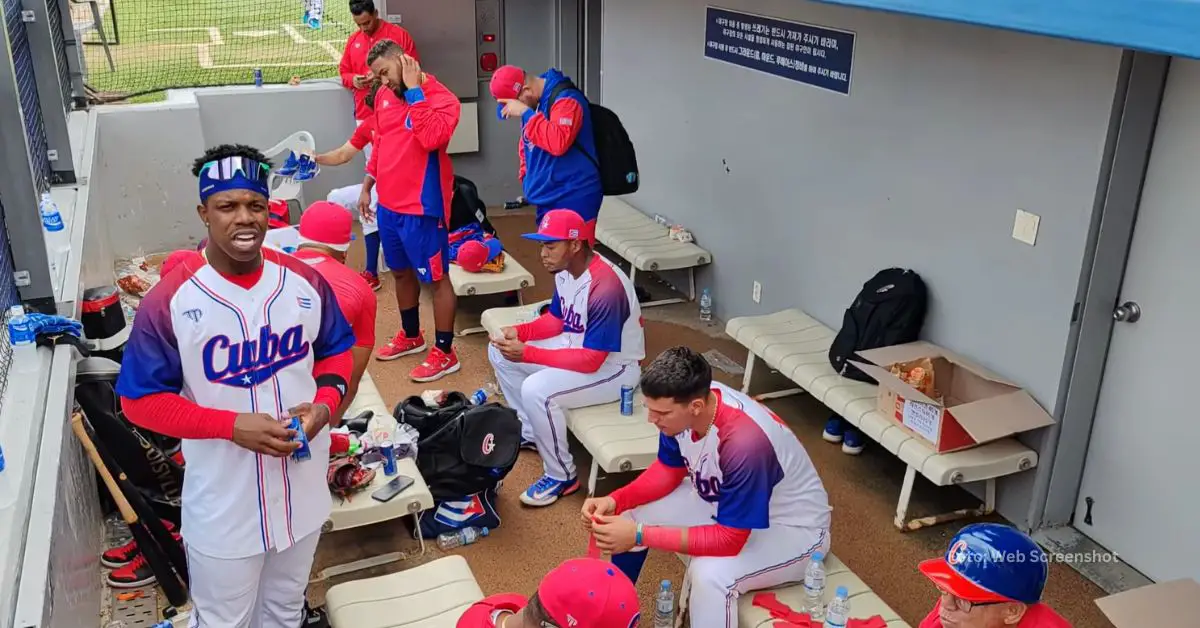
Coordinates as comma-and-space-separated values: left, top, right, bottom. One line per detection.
918, 523, 1049, 604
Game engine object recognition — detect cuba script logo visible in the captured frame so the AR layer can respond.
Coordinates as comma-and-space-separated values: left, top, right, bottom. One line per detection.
694, 472, 722, 503
203, 324, 311, 387
560, 301, 585, 334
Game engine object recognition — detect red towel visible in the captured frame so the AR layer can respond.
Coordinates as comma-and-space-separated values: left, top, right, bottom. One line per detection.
753, 593, 888, 628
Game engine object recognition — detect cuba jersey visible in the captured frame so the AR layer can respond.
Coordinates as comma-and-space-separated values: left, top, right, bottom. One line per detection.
658, 382, 831, 531
547, 253, 644, 364
116, 248, 355, 559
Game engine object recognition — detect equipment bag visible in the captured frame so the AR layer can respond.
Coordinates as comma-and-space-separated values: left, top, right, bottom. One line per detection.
416, 486, 502, 540
546, 79, 640, 196
394, 394, 522, 501
828, 268, 929, 382
450, 174, 496, 235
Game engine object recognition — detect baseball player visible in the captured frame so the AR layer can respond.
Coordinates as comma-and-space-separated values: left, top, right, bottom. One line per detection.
584, 346, 832, 628
362, 39, 463, 382
292, 201, 378, 426
116, 143, 356, 627
489, 209, 643, 507
918, 523, 1072, 628
456, 557, 640, 628
314, 87, 383, 291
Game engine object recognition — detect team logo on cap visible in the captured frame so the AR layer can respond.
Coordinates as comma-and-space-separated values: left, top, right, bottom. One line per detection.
541, 216, 552, 230
948, 539, 970, 565
512, 81, 522, 93
568, 228, 579, 238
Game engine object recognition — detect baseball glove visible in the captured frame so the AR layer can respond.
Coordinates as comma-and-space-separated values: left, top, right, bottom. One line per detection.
327, 458, 376, 502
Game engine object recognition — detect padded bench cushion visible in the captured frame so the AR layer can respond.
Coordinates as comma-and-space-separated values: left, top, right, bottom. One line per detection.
449, 253, 534, 297
596, 198, 713, 272
726, 310, 1038, 487
327, 372, 434, 531
566, 390, 658, 474
326, 555, 483, 628
479, 300, 552, 339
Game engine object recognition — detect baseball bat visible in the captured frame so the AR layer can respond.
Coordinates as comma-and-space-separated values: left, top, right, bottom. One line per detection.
72, 413, 190, 607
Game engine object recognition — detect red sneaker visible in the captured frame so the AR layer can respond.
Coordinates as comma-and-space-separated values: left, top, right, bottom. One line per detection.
360, 270, 381, 292
376, 330, 426, 361
409, 347, 461, 382
107, 553, 157, 588
101, 520, 177, 568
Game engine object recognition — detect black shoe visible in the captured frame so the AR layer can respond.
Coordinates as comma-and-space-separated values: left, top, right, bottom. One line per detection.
301, 603, 330, 628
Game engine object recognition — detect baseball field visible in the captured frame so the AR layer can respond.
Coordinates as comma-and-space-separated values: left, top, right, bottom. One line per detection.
78, 0, 356, 102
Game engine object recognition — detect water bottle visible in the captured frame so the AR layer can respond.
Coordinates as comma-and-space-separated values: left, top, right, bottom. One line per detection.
437, 526, 489, 550
39, 192, 69, 279
699, 288, 713, 323
470, 388, 488, 405
824, 586, 850, 628
8, 305, 37, 373
804, 551, 827, 620
653, 580, 674, 628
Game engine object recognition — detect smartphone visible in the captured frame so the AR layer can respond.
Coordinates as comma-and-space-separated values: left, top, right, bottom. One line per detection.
371, 475, 415, 503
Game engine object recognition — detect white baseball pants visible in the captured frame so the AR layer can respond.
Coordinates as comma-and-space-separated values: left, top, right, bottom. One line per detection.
625, 483, 830, 628
186, 531, 320, 628
326, 184, 378, 236
488, 342, 640, 481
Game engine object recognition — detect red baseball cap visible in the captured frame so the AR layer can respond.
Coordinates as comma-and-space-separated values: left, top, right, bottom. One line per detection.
490, 65, 526, 120
538, 558, 640, 628
298, 201, 353, 252
268, 198, 291, 229
523, 209, 587, 242
456, 239, 490, 272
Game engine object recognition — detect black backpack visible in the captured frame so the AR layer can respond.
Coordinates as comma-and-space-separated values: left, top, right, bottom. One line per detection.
449, 174, 496, 235
394, 393, 522, 501
546, 79, 640, 196
828, 268, 928, 382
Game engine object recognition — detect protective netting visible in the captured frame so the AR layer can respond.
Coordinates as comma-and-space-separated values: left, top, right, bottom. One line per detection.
6, 0, 54, 183
0, 197, 20, 406
75, 0, 355, 102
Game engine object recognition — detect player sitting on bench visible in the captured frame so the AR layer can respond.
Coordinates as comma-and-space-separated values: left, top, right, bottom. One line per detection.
585, 346, 832, 628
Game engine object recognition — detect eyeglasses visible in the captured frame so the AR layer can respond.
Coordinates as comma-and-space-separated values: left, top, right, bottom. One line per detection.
939, 590, 1004, 613
201, 156, 271, 182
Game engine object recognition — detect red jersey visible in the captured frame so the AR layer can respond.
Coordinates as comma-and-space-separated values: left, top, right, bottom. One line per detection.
339, 22, 419, 121
920, 601, 1073, 628
366, 75, 461, 222
350, 116, 376, 151
456, 594, 527, 628
292, 249, 377, 349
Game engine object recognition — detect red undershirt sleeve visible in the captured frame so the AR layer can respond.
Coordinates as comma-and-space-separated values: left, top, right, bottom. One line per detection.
522, 346, 607, 373
643, 524, 751, 557
515, 312, 564, 342
312, 351, 353, 410
610, 461, 688, 513
121, 393, 238, 441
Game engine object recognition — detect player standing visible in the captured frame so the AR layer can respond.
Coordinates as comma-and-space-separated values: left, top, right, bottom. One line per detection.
585, 346, 832, 628
361, 40, 463, 382
489, 209, 643, 507
116, 144, 356, 627
292, 201, 378, 426
339, 0, 418, 124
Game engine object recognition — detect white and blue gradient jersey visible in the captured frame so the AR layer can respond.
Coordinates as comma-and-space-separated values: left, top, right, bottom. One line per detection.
547, 253, 645, 364
658, 382, 832, 531
115, 248, 355, 559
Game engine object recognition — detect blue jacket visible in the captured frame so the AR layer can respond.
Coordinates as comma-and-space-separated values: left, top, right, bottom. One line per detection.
519, 69, 603, 221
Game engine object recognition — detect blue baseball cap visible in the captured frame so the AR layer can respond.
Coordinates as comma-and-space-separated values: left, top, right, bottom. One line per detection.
919, 523, 1049, 604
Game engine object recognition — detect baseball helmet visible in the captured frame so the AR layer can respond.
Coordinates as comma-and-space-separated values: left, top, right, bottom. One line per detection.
918, 523, 1048, 605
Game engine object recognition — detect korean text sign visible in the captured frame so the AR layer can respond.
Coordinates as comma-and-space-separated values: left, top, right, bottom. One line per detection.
704, 6, 855, 95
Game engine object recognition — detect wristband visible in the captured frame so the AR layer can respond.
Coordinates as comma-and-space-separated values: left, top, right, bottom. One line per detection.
635, 523, 644, 547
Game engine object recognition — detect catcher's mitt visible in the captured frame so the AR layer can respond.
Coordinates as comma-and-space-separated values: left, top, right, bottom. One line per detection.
327, 458, 376, 502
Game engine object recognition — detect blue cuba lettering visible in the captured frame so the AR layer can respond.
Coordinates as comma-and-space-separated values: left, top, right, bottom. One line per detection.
561, 300, 585, 334
693, 472, 721, 503
204, 324, 311, 387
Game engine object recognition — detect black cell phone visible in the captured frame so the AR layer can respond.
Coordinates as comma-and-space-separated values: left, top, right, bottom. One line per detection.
371, 475, 415, 502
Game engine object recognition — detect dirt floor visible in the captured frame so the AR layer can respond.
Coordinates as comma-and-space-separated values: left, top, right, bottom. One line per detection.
306, 211, 1114, 627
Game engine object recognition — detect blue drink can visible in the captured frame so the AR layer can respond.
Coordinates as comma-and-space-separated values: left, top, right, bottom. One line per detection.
380, 440, 397, 476
253, 68, 264, 87
289, 417, 311, 461
620, 385, 635, 416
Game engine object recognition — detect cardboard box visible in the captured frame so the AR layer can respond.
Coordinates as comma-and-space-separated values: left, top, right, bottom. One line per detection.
1095, 578, 1200, 628
848, 341, 1054, 453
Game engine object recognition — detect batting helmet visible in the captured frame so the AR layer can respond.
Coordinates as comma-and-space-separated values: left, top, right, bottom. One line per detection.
918, 523, 1049, 605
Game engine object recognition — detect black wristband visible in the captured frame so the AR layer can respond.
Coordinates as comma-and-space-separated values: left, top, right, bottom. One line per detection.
315, 374, 349, 403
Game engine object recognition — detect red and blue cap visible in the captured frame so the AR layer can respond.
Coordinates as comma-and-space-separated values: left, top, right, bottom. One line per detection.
297, 201, 353, 252
522, 209, 587, 242
538, 558, 640, 628
490, 65, 526, 120
919, 523, 1049, 605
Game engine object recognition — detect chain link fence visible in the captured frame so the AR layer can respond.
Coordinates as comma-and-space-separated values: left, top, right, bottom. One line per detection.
76, 0, 355, 102
0, 196, 20, 406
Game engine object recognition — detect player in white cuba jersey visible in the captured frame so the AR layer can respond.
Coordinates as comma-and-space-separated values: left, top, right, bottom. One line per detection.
489, 209, 644, 507
116, 144, 356, 628
586, 346, 831, 628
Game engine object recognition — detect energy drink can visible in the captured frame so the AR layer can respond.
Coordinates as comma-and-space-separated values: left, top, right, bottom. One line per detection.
253, 68, 264, 87
289, 417, 311, 461
380, 440, 397, 476
620, 385, 635, 416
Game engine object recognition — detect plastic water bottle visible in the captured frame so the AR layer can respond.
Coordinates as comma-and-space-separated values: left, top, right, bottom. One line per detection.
699, 288, 713, 323
653, 580, 674, 628
39, 192, 69, 279
824, 586, 850, 628
804, 551, 827, 620
437, 526, 489, 550
8, 305, 37, 373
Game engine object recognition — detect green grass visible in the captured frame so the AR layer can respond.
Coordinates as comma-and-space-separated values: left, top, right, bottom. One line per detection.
81, 0, 355, 102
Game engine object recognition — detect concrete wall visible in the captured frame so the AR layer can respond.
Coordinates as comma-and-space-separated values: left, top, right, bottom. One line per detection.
600, 0, 1122, 525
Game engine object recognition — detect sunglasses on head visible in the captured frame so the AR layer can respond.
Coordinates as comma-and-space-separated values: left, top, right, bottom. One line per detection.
202, 156, 271, 183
